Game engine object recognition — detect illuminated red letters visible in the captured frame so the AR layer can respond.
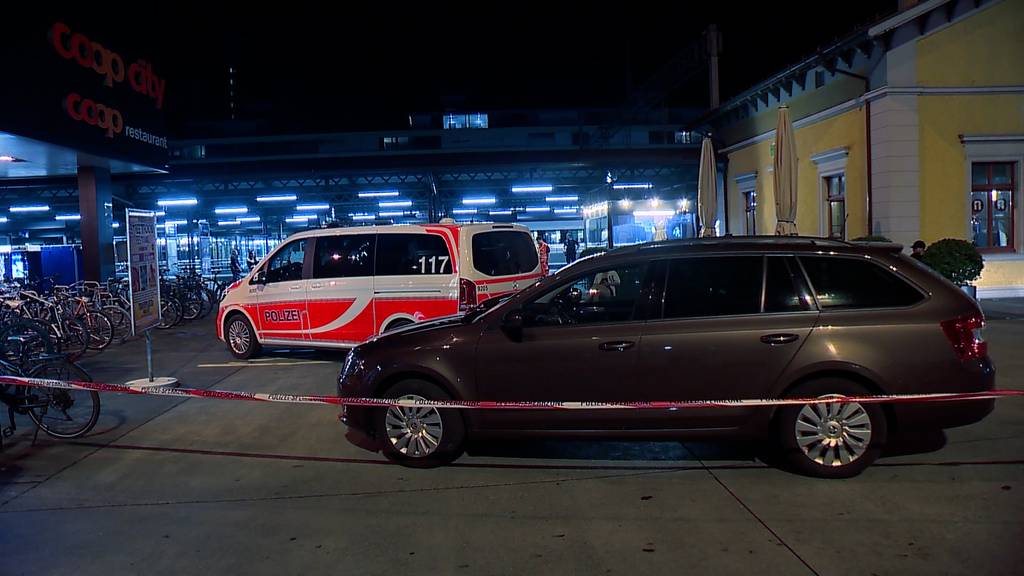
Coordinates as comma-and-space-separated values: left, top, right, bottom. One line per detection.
50, 22, 166, 109
65, 93, 123, 138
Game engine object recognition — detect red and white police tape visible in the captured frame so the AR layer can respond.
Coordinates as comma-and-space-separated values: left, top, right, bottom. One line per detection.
0, 374, 1021, 410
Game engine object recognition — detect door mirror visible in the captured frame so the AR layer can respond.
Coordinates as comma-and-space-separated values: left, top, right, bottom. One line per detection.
501, 309, 524, 341
567, 286, 583, 304
251, 270, 267, 285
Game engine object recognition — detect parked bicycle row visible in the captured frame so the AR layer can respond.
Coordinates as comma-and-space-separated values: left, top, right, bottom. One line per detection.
0, 270, 226, 361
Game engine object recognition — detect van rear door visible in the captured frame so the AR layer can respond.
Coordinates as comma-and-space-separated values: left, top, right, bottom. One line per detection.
467, 227, 542, 303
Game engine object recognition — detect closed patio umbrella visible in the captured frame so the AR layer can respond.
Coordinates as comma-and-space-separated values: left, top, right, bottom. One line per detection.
697, 136, 718, 237
773, 105, 798, 235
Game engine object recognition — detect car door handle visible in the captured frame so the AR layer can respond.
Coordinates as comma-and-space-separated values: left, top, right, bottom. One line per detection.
598, 340, 635, 352
760, 333, 799, 345
289, 285, 303, 291
310, 283, 324, 289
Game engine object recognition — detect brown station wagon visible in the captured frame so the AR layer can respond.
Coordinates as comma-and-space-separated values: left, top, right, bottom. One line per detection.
337, 237, 995, 477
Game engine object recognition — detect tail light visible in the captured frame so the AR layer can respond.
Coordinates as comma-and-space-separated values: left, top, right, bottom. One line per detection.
941, 312, 988, 361
459, 278, 478, 312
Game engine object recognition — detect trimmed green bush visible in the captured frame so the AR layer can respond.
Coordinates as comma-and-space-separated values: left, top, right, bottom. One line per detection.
921, 238, 984, 285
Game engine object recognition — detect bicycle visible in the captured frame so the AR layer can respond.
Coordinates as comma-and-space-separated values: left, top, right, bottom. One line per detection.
0, 320, 100, 449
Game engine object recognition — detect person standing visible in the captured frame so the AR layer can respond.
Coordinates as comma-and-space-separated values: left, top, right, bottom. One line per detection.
563, 232, 578, 264
246, 249, 258, 270
910, 240, 927, 261
536, 234, 551, 276
230, 248, 242, 281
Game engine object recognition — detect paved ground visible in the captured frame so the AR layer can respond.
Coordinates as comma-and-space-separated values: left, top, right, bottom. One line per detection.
1, 309, 1022, 576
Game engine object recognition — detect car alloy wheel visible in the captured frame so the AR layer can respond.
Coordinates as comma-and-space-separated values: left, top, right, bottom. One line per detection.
794, 395, 872, 467
384, 394, 443, 457
227, 318, 252, 355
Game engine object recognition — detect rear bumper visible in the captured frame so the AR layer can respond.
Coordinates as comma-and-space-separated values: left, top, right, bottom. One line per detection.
892, 356, 996, 430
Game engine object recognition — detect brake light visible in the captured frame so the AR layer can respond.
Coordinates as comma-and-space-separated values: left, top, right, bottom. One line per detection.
459, 278, 478, 312
940, 313, 988, 361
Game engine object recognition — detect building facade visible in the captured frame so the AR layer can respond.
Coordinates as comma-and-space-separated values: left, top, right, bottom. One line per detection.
707, 0, 1024, 297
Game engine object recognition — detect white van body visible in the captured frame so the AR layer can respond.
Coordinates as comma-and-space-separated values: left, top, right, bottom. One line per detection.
217, 223, 541, 354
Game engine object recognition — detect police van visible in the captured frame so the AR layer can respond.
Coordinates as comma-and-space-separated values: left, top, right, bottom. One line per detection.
217, 222, 542, 359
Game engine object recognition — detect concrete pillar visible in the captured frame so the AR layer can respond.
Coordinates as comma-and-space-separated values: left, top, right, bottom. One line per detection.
78, 166, 114, 281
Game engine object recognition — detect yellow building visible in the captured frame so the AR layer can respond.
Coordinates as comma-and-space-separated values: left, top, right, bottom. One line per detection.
707, 0, 1024, 298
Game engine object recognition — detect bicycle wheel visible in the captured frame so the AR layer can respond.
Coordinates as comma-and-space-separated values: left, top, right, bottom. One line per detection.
181, 296, 202, 321
82, 310, 114, 350
103, 305, 131, 341
25, 360, 99, 439
157, 298, 181, 329
58, 318, 89, 360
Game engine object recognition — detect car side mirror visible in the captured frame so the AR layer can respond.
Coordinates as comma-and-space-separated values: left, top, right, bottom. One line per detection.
501, 309, 524, 342
251, 270, 267, 285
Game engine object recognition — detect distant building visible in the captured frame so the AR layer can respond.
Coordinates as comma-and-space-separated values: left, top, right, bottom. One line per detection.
703, 0, 1024, 298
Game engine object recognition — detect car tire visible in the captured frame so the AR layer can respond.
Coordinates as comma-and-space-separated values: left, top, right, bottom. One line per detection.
383, 318, 414, 333
775, 378, 887, 479
376, 379, 465, 468
225, 314, 261, 360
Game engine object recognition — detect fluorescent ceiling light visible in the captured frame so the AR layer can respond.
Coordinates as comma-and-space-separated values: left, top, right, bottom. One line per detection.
156, 197, 198, 207
0, 155, 15, 162
256, 194, 297, 202
215, 206, 248, 215
378, 211, 407, 217
237, 216, 261, 223
358, 190, 399, 198
451, 208, 476, 215
613, 183, 653, 190
379, 200, 412, 208
489, 209, 512, 216
296, 203, 330, 211
154, 211, 166, 217
289, 214, 314, 220
463, 197, 495, 205
55, 214, 81, 221
525, 206, 550, 213
633, 210, 675, 217
165, 219, 188, 226
111, 221, 119, 228
554, 208, 579, 214
218, 220, 240, 226
9, 205, 50, 212
511, 185, 552, 193
546, 195, 577, 202
285, 217, 311, 224
350, 214, 375, 221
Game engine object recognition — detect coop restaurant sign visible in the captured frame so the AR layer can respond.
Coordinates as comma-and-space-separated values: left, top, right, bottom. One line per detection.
0, 16, 169, 169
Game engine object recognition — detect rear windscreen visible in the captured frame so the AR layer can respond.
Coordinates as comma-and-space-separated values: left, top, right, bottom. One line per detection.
471, 231, 539, 277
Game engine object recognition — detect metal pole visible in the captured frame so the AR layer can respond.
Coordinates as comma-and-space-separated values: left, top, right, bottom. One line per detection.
146, 329, 154, 383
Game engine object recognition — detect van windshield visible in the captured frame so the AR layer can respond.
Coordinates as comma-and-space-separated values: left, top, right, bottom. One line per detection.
472, 231, 538, 276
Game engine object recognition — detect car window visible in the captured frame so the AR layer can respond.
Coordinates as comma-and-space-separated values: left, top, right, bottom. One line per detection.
799, 256, 925, 309
313, 234, 375, 279
376, 233, 452, 276
662, 256, 762, 319
522, 264, 646, 327
764, 256, 814, 313
472, 231, 538, 276
264, 239, 307, 284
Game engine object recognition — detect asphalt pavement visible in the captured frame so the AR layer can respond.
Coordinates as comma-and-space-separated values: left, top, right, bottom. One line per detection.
1, 308, 1022, 576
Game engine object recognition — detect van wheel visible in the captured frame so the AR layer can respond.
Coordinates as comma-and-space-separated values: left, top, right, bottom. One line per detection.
383, 318, 414, 332
775, 378, 887, 479
376, 379, 465, 468
225, 315, 261, 360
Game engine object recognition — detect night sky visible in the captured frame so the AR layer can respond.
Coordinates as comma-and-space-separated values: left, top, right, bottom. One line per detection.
31, 1, 897, 135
